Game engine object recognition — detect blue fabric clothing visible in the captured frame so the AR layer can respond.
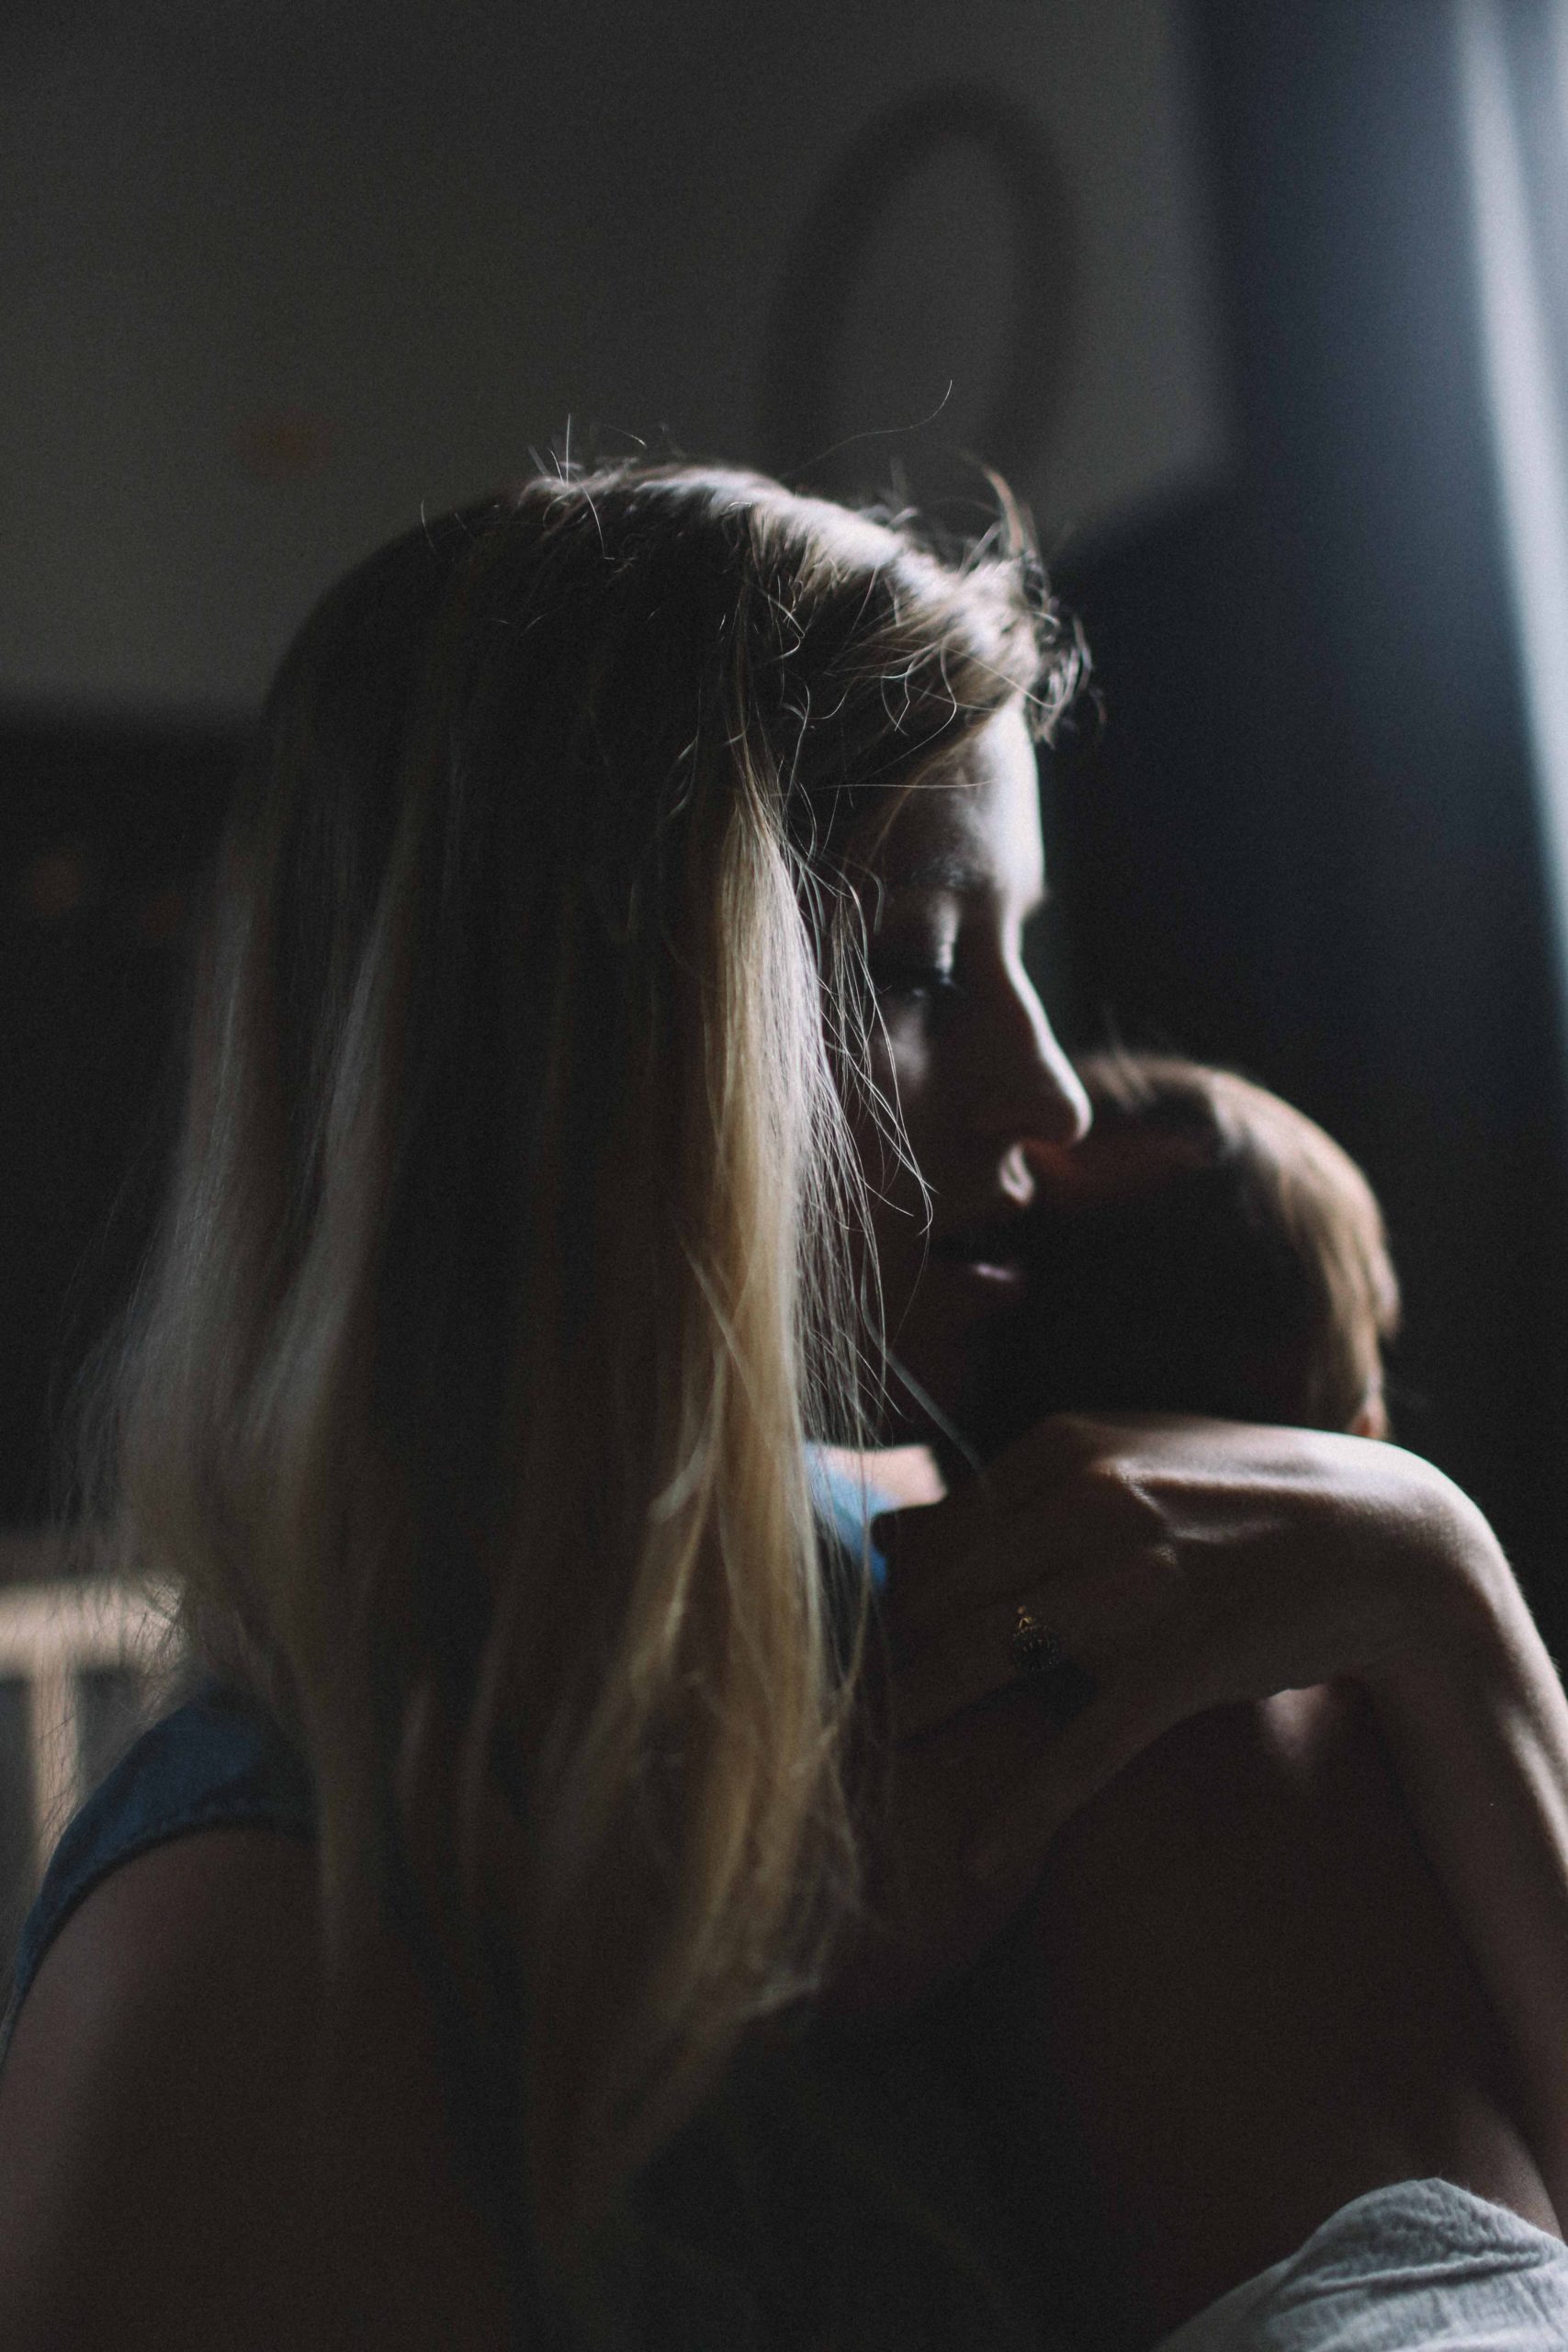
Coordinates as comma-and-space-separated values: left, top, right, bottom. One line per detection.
0, 1675, 313, 2073
2, 1454, 880, 2059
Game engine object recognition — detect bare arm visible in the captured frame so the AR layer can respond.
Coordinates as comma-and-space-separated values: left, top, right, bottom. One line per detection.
1366, 1517, 1568, 2216
0, 1830, 511, 2351
858, 1417, 1568, 2235
948, 1683, 1557, 2346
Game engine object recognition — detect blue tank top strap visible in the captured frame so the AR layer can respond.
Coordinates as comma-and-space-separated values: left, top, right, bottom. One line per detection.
0, 1676, 314, 2074
1, 1469, 883, 2078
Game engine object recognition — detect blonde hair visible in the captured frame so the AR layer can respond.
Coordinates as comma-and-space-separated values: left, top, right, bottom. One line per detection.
76, 463, 1077, 2297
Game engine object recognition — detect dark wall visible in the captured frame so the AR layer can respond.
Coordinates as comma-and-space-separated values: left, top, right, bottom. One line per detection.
1053, 1, 1568, 1649
0, 720, 238, 1528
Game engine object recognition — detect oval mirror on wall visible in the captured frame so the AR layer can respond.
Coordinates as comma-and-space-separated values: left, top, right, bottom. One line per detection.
760, 80, 1077, 507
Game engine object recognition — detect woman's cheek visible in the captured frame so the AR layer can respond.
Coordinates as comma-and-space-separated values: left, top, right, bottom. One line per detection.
874, 1016, 936, 1125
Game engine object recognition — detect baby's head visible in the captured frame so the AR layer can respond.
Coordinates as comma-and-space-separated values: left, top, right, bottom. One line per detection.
975, 1054, 1400, 1459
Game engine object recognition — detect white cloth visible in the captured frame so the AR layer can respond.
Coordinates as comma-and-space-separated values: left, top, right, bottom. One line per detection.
1156, 2177, 1568, 2350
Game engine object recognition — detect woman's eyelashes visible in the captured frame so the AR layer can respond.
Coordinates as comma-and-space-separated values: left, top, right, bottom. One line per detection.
870, 955, 964, 1011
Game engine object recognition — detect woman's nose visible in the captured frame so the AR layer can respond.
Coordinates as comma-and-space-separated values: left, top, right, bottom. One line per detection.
1000, 969, 1091, 1148
1031, 1015, 1092, 1147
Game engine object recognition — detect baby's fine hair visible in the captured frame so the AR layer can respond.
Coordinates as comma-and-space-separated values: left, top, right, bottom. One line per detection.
981, 1053, 1400, 1452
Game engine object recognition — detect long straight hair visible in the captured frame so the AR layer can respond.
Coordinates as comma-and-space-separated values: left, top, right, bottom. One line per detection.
77, 463, 1079, 2290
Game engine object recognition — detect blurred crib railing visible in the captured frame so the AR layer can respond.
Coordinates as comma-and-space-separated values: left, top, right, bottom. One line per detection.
0, 1540, 176, 1938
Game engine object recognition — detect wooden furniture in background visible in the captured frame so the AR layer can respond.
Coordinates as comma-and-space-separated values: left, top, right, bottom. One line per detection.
0, 1544, 175, 1917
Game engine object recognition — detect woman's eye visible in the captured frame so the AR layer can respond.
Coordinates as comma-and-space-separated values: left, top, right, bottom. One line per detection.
871, 961, 963, 1009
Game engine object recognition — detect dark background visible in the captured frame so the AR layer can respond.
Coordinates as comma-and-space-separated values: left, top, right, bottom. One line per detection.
1054, 3, 1568, 1655
6, 0, 1568, 1664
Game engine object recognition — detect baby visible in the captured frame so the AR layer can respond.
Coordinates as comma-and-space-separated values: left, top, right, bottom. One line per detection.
971, 1051, 1400, 1462
811, 1056, 1398, 1578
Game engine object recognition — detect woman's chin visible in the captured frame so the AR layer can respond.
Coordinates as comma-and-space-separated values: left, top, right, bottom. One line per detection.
878, 1257, 1028, 1435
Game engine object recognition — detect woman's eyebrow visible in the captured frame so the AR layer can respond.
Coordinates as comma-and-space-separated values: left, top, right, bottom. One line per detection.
881, 851, 993, 894
881, 854, 1049, 918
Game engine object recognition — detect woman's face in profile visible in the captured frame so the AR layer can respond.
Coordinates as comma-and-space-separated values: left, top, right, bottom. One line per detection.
852, 704, 1090, 1434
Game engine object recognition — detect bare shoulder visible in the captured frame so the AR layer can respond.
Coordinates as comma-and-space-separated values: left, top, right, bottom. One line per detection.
2, 1824, 322, 2083
0, 1828, 510, 2351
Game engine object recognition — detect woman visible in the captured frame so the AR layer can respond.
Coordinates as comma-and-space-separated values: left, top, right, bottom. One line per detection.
1, 461, 1565, 2349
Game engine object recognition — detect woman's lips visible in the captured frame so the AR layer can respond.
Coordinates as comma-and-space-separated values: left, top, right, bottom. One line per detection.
932, 1251, 1028, 1295
931, 1216, 1031, 1283
919, 1215, 1034, 1312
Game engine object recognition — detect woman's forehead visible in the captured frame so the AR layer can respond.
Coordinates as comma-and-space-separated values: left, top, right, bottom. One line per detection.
874, 784, 992, 887
871, 711, 1044, 899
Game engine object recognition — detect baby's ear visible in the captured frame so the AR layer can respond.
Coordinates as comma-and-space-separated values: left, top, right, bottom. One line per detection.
1349, 1388, 1389, 1441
